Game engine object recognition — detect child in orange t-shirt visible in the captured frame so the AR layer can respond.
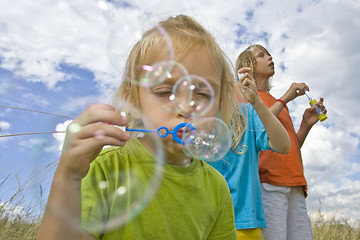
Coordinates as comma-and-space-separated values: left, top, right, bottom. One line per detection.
236, 44, 327, 240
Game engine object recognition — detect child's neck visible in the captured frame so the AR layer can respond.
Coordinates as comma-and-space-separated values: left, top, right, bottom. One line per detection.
140, 137, 193, 166
165, 153, 193, 166
255, 76, 270, 92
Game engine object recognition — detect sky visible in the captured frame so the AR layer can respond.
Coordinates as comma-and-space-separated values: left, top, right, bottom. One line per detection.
1, 0, 360, 226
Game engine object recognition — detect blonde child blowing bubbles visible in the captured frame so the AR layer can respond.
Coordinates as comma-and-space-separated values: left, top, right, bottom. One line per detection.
37, 15, 248, 240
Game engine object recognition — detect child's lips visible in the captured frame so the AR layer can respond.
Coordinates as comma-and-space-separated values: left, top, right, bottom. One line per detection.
177, 130, 183, 139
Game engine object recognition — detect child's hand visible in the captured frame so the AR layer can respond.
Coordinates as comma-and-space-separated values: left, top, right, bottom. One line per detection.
314, 97, 327, 115
237, 67, 259, 105
302, 98, 327, 127
57, 104, 130, 181
282, 82, 310, 103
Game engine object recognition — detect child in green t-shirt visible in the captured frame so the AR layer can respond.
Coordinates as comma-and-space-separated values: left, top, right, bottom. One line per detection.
37, 15, 248, 240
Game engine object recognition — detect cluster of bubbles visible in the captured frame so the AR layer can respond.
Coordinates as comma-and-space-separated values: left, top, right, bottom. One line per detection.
126, 25, 231, 163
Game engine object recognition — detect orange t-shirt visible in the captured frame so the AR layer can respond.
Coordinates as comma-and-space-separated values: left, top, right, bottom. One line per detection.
257, 90, 307, 187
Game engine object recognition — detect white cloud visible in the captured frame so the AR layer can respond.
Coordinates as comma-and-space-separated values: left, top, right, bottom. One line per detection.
18, 138, 48, 148
0, 121, 10, 130
308, 179, 360, 226
0, 0, 144, 93
22, 93, 50, 108
0, 121, 11, 143
44, 120, 72, 153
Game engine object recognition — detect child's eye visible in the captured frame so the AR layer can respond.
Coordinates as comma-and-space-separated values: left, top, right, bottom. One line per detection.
152, 90, 172, 97
195, 90, 213, 99
150, 87, 173, 98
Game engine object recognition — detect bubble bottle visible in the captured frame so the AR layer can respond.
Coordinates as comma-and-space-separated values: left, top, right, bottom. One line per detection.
304, 90, 327, 122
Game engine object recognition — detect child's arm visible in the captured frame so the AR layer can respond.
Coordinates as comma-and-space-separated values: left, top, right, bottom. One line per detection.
266, 82, 326, 147
37, 104, 130, 240
238, 68, 291, 154
269, 82, 310, 117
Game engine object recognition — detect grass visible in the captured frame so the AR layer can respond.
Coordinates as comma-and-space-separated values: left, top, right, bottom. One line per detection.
1, 170, 359, 239
0, 160, 56, 240
2, 204, 360, 240
0, 214, 39, 240
311, 206, 360, 240
0, 182, 40, 240
312, 218, 360, 240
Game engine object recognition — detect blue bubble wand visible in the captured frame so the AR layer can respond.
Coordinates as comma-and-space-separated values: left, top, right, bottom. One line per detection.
126, 122, 195, 145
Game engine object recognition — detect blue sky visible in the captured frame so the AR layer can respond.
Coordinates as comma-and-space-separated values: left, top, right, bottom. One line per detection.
1, 0, 360, 225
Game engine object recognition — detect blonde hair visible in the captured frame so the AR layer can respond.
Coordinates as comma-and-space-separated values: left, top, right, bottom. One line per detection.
114, 15, 246, 148
235, 44, 272, 91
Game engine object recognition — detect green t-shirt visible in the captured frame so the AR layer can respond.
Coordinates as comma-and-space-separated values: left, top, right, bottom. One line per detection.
81, 138, 236, 240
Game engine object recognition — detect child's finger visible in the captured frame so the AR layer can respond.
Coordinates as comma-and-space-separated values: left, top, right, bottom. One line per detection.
74, 104, 128, 128
242, 78, 252, 87
237, 67, 253, 75
69, 122, 131, 141
293, 82, 309, 96
79, 134, 128, 148
304, 84, 310, 92
317, 98, 327, 114
240, 73, 256, 85
238, 72, 248, 81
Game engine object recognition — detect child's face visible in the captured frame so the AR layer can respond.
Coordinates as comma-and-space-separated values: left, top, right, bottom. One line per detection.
251, 46, 275, 79
138, 46, 222, 161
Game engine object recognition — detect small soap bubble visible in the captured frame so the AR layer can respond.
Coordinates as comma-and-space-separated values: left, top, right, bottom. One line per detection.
277, 11, 287, 21
99, 181, 107, 189
116, 186, 127, 195
15, 48, 29, 61
140, 61, 184, 88
182, 118, 231, 162
182, 159, 192, 166
103, 6, 120, 23
172, 75, 215, 118
133, 132, 144, 138
68, 123, 82, 133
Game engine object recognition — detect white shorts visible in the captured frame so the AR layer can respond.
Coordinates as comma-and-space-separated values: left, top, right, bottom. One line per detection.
261, 183, 314, 240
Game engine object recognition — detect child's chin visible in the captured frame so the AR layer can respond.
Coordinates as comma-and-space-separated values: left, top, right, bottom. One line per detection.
165, 143, 185, 155
165, 144, 191, 157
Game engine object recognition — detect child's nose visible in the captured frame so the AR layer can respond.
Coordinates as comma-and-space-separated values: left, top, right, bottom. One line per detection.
176, 104, 193, 119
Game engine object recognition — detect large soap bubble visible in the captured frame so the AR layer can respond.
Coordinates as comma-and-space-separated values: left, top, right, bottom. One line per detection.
78, 98, 165, 232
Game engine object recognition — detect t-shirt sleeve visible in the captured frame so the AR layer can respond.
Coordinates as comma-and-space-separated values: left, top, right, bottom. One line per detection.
207, 180, 237, 240
249, 105, 272, 152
